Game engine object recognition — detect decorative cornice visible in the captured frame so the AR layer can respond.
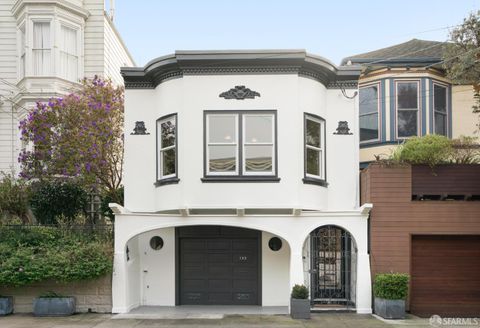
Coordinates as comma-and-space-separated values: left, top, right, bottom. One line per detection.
124, 81, 155, 89
219, 86, 260, 100
12, 0, 90, 19
326, 80, 358, 89
121, 51, 362, 89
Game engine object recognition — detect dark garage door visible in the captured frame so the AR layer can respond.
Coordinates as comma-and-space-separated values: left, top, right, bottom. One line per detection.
411, 235, 480, 317
178, 226, 260, 305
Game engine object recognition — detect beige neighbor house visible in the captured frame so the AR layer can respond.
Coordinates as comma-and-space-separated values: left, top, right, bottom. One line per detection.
0, 0, 135, 174
342, 39, 478, 167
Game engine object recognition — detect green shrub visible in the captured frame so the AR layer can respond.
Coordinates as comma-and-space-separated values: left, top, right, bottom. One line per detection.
291, 284, 309, 299
0, 226, 112, 287
0, 174, 30, 223
393, 135, 453, 167
374, 273, 409, 300
29, 180, 88, 225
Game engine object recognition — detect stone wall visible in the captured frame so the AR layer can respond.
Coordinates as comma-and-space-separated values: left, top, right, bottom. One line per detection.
0, 275, 112, 313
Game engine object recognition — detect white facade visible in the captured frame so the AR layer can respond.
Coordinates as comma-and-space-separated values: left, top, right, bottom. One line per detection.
0, 0, 134, 173
113, 50, 372, 314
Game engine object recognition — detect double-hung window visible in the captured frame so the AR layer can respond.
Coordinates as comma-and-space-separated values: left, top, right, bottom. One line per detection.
359, 84, 380, 142
433, 83, 448, 136
396, 81, 419, 138
156, 114, 178, 183
60, 25, 79, 82
204, 111, 277, 180
304, 114, 326, 184
32, 22, 51, 76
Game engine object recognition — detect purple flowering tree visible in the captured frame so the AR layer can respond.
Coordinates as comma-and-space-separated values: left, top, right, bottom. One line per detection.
19, 76, 124, 198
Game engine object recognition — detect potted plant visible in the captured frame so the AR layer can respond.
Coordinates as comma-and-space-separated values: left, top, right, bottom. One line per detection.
0, 295, 13, 316
33, 291, 75, 317
374, 273, 409, 319
290, 284, 310, 319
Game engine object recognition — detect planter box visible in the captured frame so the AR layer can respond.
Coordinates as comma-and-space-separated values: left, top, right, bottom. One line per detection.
33, 297, 75, 317
290, 298, 310, 319
0, 297, 13, 316
374, 297, 405, 319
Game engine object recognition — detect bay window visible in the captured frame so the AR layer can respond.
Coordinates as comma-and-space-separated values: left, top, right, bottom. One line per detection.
433, 83, 448, 136
32, 22, 51, 76
304, 114, 326, 184
359, 84, 380, 142
396, 81, 419, 138
204, 111, 277, 180
156, 114, 178, 184
60, 25, 79, 81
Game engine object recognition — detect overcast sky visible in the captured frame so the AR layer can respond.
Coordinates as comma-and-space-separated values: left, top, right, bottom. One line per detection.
112, 0, 479, 66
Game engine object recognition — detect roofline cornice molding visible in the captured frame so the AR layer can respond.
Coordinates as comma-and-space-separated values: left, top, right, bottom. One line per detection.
12, 0, 90, 19
121, 50, 361, 89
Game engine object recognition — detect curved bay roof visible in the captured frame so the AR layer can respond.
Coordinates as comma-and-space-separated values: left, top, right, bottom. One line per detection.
121, 50, 361, 89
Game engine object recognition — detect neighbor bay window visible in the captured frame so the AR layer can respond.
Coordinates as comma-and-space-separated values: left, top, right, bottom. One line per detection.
396, 81, 419, 138
32, 22, 51, 76
433, 83, 448, 136
359, 84, 380, 142
156, 114, 178, 184
304, 114, 326, 185
204, 111, 277, 180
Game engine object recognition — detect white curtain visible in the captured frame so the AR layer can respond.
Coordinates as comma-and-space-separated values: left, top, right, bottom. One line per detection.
32, 22, 51, 75
60, 25, 78, 81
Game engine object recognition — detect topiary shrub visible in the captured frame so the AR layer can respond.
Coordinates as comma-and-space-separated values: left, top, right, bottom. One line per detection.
29, 180, 88, 225
392, 135, 453, 167
374, 273, 409, 300
291, 284, 309, 299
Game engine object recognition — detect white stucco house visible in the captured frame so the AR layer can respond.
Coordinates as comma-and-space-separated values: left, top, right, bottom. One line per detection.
112, 50, 373, 314
0, 0, 134, 173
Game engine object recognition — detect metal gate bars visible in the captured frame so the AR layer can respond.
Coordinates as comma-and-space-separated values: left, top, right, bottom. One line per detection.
310, 225, 356, 308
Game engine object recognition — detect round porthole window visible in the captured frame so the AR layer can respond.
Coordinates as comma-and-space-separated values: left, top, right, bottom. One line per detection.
149, 236, 164, 250
268, 237, 282, 251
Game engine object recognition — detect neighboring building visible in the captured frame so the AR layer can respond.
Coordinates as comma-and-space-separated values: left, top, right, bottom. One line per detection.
342, 39, 478, 167
112, 50, 373, 313
361, 163, 480, 317
0, 0, 135, 173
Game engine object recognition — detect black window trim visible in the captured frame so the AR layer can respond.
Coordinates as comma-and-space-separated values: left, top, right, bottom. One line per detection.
303, 112, 327, 187
155, 113, 180, 187
201, 110, 280, 183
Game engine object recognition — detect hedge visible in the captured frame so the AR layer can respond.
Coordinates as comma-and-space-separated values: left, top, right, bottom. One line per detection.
0, 225, 112, 287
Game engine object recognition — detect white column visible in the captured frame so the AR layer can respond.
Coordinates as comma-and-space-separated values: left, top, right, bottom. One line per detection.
356, 252, 372, 314
111, 252, 128, 313
289, 243, 305, 289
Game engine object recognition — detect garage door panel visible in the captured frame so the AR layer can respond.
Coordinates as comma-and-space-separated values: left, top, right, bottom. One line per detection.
411, 235, 480, 317
179, 227, 260, 305
183, 279, 207, 290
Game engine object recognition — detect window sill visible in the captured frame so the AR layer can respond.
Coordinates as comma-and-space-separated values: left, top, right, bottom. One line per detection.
154, 177, 180, 187
302, 177, 328, 187
201, 176, 281, 183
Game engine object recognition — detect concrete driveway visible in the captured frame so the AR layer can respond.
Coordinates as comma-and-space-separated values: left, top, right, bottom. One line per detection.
0, 313, 435, 328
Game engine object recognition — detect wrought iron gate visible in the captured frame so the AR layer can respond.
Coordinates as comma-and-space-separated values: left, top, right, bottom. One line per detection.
310, 225, 356, 307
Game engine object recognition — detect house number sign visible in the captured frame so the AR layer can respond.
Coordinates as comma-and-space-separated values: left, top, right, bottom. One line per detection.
239, 256, 248, 261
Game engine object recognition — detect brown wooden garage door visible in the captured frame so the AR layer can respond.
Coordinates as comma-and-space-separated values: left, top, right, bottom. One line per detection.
411, 235, 480, 317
